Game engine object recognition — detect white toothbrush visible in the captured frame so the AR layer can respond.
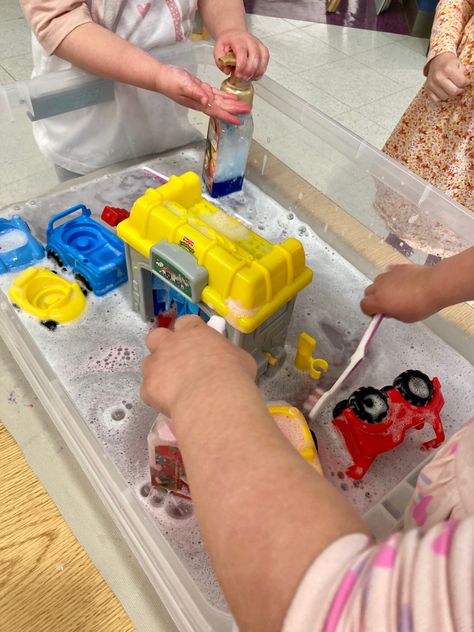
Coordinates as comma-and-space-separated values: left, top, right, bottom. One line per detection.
308, 314, 384, 421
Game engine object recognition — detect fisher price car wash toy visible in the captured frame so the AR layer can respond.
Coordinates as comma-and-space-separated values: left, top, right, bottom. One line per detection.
117, 172, 313, 377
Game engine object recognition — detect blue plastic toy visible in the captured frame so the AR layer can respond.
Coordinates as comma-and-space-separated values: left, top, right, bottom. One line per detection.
0, 216, 44, 274
46, 204, 127, 296
152, 277, 209, 321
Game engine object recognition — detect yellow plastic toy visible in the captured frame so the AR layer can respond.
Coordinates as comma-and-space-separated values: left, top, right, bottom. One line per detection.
267, 403, 323, 475
294, 332, 329, 380
118, 172, 313, 333
8, 267, 86, 324
118, 172, 313, 377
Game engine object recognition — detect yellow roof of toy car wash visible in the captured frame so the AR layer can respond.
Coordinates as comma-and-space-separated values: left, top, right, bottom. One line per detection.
117, 172, 313, 333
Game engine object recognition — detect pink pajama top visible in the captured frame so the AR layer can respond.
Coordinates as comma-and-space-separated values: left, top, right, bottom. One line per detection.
284, 419, 474, 631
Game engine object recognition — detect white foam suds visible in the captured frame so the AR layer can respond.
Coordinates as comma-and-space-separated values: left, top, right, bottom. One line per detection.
0, 228, 28, 252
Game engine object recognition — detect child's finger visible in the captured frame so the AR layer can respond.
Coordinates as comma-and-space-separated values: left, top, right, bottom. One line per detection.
363, 284, 376, 296
437, 75, 464, 96
448, 62, 468, 88
360, 295, 377, 316
173, 315, 205, 332
146, 327, 173, 352
253, 45, 269, 79
211, 87, 239, 101
210, 105, 242, 125
233, 43, 250, 79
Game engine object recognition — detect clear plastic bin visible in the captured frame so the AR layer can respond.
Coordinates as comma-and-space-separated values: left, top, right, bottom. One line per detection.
0, 40, 473, 632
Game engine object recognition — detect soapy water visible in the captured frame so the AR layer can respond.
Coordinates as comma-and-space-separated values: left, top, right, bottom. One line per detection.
1, 150, 473, 616
0, 229, 28, 252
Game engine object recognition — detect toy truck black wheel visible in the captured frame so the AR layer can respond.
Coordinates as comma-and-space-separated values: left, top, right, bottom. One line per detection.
393, 370, 433, 406
348, 387, 389, 424
309, 428, 319, 450
47, 248, 64, 267
333, 398, 350, 419
75, 273, 92, 293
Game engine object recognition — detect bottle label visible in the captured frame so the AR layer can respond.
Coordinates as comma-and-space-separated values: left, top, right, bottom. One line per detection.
203, 117, 221, 192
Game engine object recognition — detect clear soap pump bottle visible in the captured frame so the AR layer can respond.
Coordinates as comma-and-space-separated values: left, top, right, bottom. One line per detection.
202, 52, 254, 197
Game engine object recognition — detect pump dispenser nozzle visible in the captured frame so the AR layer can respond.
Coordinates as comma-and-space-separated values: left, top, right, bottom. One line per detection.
218, 52, 254, 109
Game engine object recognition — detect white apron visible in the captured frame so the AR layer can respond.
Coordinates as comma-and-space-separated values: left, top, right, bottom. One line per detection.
31, 0, 200, 173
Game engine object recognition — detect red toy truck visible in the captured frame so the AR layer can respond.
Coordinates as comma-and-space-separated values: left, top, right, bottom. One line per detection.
332, 370, 445, 479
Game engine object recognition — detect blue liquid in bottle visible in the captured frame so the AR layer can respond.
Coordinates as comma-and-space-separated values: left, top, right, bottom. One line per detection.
203, 53, 254, 198
203, 113, 253, 198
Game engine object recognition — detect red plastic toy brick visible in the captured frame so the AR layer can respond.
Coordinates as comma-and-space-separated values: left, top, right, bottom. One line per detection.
101, 206, 130, 227
332, 370, 445, 479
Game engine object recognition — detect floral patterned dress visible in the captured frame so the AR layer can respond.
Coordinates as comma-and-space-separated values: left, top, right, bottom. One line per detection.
376, 0, 474, 256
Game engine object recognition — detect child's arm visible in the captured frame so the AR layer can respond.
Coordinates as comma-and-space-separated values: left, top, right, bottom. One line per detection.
141, 316, 474, 632
141, 316, 368, 632
20, 1, 249, 124
424, 0, 473, 101
361, 246, 474, 322
198, 0, 269, 80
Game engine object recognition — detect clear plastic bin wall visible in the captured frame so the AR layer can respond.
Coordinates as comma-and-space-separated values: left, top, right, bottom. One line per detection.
1, 40, 472, 351
0, 41, 471, 251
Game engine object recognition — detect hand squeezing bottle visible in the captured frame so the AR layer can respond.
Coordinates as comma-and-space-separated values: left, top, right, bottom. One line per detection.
202, 52, 254, 197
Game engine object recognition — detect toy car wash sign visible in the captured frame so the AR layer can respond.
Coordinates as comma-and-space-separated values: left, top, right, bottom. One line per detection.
150, 241, 208, 303
151, 252, 192, 298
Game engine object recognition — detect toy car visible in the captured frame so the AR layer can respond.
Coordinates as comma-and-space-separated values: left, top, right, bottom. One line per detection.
332, 370, 445, 479
0, 216, 44, 273
46, 204, 127, 296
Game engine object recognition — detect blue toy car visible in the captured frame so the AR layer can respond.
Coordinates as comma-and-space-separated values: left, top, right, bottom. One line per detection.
46, 204, 127, 296
0, 216, 44, 274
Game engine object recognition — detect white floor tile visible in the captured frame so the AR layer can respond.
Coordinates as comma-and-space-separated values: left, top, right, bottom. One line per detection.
265, 58, 294, 84
352, 41, 427, 87
0, 64, 12, 84
284, 18, 315, 28
332, 110, 390, 148
398, 36, 429, 55
301, 23, 394, 54
263, 29, 346, 74
266, 128, 364, 197
0, 18, 31, 59
270, 71, 350, 117
0, 0, 23, 22
1, 54, 33, 80
247, 14, 296, 39
300, 57, 401, 109
354, 85, 420, 131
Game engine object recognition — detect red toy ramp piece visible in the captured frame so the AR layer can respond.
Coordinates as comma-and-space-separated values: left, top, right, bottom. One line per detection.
101, 206, 130, 227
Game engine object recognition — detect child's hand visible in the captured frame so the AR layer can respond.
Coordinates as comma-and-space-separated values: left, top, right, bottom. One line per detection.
360, 264, 442, 323
214, 30, 269, 81
141, 315, 257, 417
155, 64, 250, 124
425, 52, 468, 103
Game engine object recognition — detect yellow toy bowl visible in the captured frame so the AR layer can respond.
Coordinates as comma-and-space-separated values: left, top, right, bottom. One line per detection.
8, 267, 86, 324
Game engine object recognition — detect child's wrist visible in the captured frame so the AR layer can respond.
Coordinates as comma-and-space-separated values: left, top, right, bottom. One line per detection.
171, 370, 257, 427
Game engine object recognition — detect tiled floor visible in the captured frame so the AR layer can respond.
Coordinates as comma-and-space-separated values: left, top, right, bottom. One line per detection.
0, 6, 429, 209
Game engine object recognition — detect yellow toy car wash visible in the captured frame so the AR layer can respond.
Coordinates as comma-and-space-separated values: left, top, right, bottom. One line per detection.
117, 172, 313, 376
